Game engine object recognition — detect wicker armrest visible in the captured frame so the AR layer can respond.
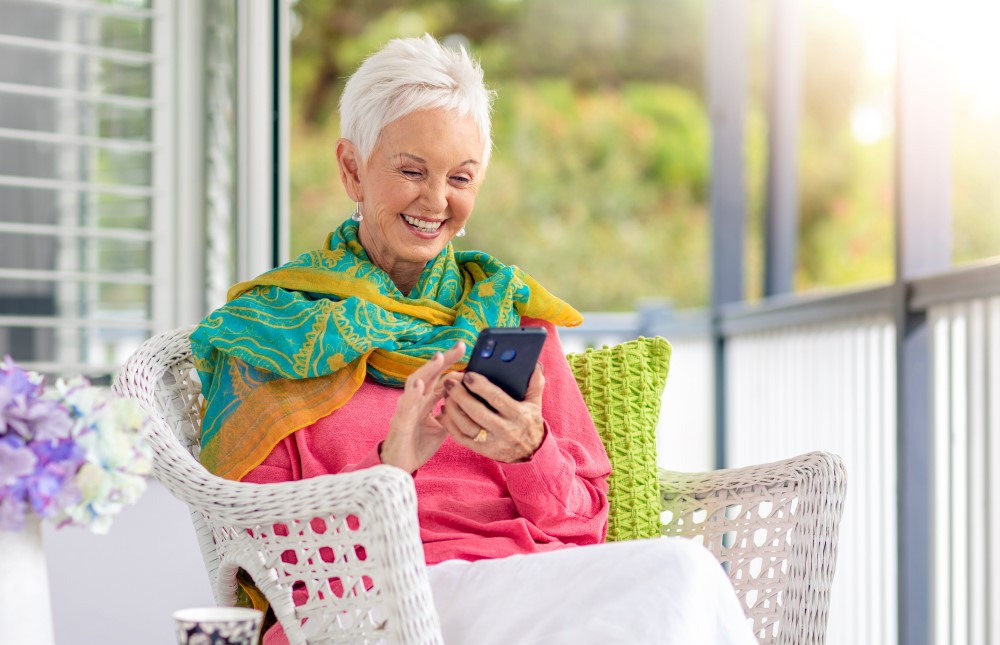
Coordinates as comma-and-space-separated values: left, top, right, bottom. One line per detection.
658, 451, 846, 645
204, 466, 438, 645
113, 328, 443, 645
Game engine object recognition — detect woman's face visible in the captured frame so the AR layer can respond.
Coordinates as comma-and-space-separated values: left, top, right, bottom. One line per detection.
343, 109, 484, 283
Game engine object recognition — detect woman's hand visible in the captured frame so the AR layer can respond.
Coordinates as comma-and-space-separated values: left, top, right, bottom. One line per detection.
380, 342, 466, 473
439, 364, 546, 463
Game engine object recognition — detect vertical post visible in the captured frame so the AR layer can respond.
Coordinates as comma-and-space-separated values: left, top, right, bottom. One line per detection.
273, 0, 290, 266
708, 0, 747, 469
204, 0, 238, 310
173, 0, 207, 326
764, 0, 800, 297
236, 0, 279, 279
895, 5, 952, 645
152, 0, 178, 333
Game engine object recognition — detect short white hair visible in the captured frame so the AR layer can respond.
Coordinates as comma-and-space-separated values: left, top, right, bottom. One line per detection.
340, 34, 495, 166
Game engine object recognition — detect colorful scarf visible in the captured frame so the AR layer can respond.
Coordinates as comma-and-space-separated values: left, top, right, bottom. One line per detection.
190, 219, 582, 480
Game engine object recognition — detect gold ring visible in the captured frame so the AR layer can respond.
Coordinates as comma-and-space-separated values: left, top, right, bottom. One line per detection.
473, 428, 489, 443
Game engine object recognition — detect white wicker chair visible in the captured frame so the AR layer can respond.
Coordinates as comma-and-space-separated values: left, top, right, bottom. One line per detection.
114, 327, 846, 645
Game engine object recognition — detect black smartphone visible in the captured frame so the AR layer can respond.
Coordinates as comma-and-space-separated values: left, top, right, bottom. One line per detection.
464, 326, 548, 405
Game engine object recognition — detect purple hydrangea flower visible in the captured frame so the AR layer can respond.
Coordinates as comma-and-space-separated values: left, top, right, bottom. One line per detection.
5, 396, 74, 442
1, 356, 151, 533
0, 356, 40, 398
0, 436, 37, 485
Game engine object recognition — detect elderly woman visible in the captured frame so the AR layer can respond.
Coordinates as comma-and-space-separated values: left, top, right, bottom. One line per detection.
191, 35, 755, 645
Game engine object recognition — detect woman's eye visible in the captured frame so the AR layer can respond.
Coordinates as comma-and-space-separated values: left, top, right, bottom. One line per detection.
451, 175, 471, 185
401, 170, 421, 178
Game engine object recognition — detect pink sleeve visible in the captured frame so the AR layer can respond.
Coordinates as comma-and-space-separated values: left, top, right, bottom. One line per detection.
241, 435, 382, 484
500, 318, 611, 544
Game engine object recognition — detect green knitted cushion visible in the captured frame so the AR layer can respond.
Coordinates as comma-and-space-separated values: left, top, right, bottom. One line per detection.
566, 337, 672, 542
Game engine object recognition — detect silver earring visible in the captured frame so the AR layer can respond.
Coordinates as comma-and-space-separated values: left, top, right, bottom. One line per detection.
456, 226, 466, 237
351, 202, 363, 222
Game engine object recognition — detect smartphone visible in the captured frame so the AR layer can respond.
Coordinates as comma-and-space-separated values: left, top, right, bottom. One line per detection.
464, 326, 547, 405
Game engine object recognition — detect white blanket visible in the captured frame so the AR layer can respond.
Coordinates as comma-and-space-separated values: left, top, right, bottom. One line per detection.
428, 537, 758, 645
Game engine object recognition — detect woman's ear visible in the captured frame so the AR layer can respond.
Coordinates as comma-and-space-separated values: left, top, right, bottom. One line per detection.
335, 138, 363, 202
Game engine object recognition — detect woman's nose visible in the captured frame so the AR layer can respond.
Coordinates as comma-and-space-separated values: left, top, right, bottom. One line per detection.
419, 178, 449, 214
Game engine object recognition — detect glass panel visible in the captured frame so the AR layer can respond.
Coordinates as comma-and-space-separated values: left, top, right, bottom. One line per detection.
951, 3, 1000, 264
0, 323, 148, 380
0, 139, 152, 186
0, 186, 61, 226
0, 277, 150, 320
0, 44, 152, 98
0, 324, 57, 363
98, 60, 153, 98
0, 139, 62, 180
0, 43, 62, 87
93, 195, 152, 229
0, 4, 152, 53
95, 283, 151, 319
0, 233, 58, 271
0, 0, 157, 376
797, 0, 895, 291
0, 96, 153, 143
93, 237, 151, 274
0, 189, 152, 229
288, 0, 709, 311
95, 104, 153, 140
0, 3, 63, 43
0, 233, 149, 276
98, 15, 154, 53
0, 94, 58, 131
87, 326, 150, 373
94, 147, 152, 186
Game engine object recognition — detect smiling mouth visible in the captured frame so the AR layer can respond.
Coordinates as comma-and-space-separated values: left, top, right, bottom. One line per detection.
401, 213, 444, 233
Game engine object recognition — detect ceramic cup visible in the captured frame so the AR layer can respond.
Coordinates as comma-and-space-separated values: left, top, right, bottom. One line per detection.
174, 607, 264, 645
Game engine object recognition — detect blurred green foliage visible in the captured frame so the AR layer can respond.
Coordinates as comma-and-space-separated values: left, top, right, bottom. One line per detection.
953, 102, 1000, 264
288, 0, 997, 312
289, 0, 712, 310
795, 0, 894, 291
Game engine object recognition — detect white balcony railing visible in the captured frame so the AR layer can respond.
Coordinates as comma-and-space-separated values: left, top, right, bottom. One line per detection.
726, 310, 897, 645
929, 295, 1000, 645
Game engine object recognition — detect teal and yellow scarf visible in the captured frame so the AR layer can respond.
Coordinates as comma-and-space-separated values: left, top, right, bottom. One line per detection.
190, 219, 582, 480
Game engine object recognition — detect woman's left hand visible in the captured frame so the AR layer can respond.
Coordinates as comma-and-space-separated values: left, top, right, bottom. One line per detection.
438, 364, 546, 462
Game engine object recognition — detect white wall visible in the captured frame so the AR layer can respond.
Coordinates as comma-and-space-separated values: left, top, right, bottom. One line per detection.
43, 482, 215, 645
657, 337, 714, 473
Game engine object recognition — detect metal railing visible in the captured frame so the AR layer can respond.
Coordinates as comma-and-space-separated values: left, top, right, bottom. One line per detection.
722, 287, 897, 645
562, 306, 716, 473
566, 259, 1000, 645
914, 262, 1000, 645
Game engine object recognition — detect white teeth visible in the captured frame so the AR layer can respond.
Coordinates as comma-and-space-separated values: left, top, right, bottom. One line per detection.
402, 214, 442, 231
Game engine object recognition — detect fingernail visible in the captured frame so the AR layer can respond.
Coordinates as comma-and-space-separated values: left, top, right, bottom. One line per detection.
434, 352, 442, 361
463, 372, 476, 384
443, 380, 454, 392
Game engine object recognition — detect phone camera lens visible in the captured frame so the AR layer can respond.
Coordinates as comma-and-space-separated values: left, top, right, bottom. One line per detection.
480, 339, 496, 358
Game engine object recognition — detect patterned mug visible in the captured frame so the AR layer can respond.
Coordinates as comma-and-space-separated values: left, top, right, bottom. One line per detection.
174, 607, 264, 645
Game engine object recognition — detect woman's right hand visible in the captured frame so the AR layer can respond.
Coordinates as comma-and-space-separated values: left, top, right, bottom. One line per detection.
379, 341, 466, 473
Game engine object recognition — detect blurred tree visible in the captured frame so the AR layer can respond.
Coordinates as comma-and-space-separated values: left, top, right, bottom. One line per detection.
796, 1, 890, 290
291, 0, 520, 125
952, 101, 1000, 264
289, 0, 712, 311
288, 0, 924, 311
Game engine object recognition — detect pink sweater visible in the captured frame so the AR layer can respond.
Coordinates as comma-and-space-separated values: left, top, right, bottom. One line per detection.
242, 318, 611, 564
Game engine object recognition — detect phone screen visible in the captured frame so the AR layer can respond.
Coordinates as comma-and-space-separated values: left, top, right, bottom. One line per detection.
465, 327, 547, 404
